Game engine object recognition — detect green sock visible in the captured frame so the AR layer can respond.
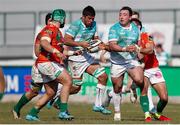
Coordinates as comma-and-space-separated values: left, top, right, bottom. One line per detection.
14, 94, 29, 113
60, 103, 68, 112
0, 93, 4, 101
55, 98, 61, 109
29, 107, 39, 116
140, 95, 149, 113
157, 100, 167, 113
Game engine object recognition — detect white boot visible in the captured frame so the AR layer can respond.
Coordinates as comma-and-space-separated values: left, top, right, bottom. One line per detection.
114, 112, 121, 121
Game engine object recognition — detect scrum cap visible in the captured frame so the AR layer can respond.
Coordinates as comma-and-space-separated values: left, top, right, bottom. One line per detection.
52, 9, 66, 24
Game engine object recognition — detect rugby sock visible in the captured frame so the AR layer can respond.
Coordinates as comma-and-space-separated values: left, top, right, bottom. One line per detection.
113, 93, 121, 112
14, 94, 29, 113
0, 93, 4, 101
29, 107, 39, 116
140, 95, 149, 113
60, 103, 68, 112
147, 86, 156, 112
95, 84, 106, 107
55, 97, 61, 109
157, 99, 167, 113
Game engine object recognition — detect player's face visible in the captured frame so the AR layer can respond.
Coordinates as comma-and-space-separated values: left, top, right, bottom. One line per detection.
119, 10, 131, 26
83, 15, 95, 27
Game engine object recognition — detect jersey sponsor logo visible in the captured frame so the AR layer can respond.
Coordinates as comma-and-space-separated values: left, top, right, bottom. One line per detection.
45, 29, 53, 35
155, 71, 162, 78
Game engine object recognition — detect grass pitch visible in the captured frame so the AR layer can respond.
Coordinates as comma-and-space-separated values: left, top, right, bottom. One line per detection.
0, 102, 179, 124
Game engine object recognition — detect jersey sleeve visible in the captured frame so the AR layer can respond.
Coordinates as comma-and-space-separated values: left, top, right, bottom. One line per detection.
40, 28, 53, 43
108, 26, 119, 42
65, 22, 79, 37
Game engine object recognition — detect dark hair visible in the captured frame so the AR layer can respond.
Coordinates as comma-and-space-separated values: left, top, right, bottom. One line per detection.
82, 6, 96, 16
132, 11, 140, 18
45, 13, 52, 25
120, 6, 133, 16
131, 18, 142, 30
156, 43, 162, 48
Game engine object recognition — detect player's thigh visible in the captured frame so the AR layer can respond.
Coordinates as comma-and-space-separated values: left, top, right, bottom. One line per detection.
128, 66, 144, 84
56, 69, 72, 86
44, 80, 58, 96
111, 75, 124, 87
86, 64, 100, 75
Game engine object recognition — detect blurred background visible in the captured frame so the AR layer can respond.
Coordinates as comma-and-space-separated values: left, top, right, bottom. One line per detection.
0, 0, 180, 103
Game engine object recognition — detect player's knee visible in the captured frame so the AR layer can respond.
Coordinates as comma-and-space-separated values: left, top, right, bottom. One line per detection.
134, 77, 143, 85
98, 73, 108, 84
46, 90, 56, 98
160, 95, 168, 103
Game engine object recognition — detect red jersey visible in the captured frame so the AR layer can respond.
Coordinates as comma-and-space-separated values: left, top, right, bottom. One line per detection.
36, 24, 64, 64
139, 32, 159, 69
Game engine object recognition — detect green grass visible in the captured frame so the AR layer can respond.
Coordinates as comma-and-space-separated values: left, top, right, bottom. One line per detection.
0, 102, 179, 124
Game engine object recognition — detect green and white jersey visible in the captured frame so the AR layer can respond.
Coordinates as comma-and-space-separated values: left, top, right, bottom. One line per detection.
108, 22, 139, 64
66, 19, 97, 62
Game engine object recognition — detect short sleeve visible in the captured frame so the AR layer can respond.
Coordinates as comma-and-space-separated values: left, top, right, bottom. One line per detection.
65, 22, 79, 37
108, 26, 118, 42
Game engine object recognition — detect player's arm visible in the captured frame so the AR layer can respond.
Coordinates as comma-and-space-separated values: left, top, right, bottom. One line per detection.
64, 34, 89, 49
109, 41, 127, 52
40, 35, 60, 54
34, 43, 40, 57
139, 41, 154, 54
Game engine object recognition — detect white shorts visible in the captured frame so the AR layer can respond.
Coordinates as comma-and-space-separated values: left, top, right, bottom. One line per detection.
111, 60, 141, 78
68, 57, 96, 78
144, 67, 165, 84
32, 62, 64, 83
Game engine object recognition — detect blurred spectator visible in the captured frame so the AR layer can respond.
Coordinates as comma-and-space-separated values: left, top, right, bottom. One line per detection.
155, 43, 172, 66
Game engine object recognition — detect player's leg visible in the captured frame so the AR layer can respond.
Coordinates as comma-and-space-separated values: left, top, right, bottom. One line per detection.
151, 82, 171, 121
12, 82, 43, 119
26, 81, 58, 121
144, 68, 171, 121
111, 75, 123, 121
46, 84, 63, 109
57, 69, 74, 120
86, 64, 111, 115
128, 66, 151, 122
110, 63, 126, 121
147, 68, 171, 121
12, 64, 43, 119
0, 67, 5, 101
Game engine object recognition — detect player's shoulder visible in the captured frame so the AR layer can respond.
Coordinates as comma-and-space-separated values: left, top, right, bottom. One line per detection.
41, 24, 55, 35
110, 22, 120, 30
71, 19, 82, 26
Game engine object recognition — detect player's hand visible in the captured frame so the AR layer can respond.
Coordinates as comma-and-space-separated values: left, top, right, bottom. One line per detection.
126, 45, 137, 52
98, 43, 106, 50
79, 41, 90, 49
